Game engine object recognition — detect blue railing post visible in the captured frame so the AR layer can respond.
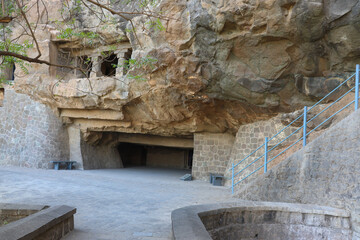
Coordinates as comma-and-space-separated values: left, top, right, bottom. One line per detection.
356, 64, 359, 110
264, 137, 268, 173
303, 106, 307, 147
231, 163, 234, 194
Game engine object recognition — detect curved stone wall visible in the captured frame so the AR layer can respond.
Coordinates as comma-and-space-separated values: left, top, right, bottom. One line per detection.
171, 201, 353, 240
0, 87, 69, 168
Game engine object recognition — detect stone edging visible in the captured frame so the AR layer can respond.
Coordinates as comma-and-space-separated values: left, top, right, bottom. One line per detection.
171, 200, 350, 240
0, 203, 48, 211
0, 205, 76, 240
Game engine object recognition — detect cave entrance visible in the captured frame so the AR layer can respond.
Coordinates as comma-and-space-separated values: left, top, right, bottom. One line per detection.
118, 142, 193, 169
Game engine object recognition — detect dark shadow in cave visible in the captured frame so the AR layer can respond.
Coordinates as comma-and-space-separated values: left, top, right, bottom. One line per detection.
117, 142, 193, 169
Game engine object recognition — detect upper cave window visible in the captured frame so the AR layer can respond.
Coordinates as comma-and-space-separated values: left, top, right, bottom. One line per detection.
10, 63, 15, 81
0, 88, 4, 107
0, 62, 15, 81
49, 43, 133, 79
7, 63, 15, 81
100, 53, 118, 77
49, 41, 93, 79
52, 48, 75, 78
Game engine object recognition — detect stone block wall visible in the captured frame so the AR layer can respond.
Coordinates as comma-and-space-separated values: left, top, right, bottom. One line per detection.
225, 116, 301, 186
192, 133, 235, 180
236, 109, 360, 233
0, 87, 69, 168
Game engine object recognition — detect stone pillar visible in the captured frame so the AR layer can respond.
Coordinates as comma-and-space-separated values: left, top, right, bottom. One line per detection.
67, 126, 84, 170
115, 51, 126, 78
74, 57, 82, 78
90, 55, 100, 78
49, 41, 58, 77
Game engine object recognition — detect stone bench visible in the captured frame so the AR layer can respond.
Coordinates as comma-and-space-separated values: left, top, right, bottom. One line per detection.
51, 161, 76, 170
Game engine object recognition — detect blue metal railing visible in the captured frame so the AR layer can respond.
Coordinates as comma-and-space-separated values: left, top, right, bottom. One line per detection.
231, 65, 360, 194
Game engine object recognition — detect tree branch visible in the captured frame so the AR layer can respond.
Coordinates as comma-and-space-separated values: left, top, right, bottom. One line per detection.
15, 0, 42, 59
0, 51, 75, 69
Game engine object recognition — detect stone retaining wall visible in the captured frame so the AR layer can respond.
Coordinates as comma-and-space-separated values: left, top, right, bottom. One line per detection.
225, 116, 300, 186
0, 87, 69, 168
192, 133, 235, 180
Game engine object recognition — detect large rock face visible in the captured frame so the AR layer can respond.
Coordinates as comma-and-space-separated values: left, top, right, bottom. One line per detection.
14, 0, 360, 137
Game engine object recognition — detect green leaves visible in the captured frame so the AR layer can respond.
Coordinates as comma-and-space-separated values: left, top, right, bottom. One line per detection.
0, 40, 32, 86
0, 1, 15, 17
60, 0, 82, 17
57, 28, 99, 40
120, 55, 157, 81
117, 55, 157, 71
138, 0, 158, 8
146, 19, 165, 31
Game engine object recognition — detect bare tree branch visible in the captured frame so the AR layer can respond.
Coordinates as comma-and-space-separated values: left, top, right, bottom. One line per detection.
0, 50, 75, 69
15, 0, 42, 59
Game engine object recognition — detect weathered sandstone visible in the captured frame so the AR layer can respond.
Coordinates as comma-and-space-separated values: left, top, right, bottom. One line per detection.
11, 0, 360, 138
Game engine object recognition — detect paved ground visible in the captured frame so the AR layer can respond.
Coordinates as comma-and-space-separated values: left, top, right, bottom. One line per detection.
0, 166, 233, 239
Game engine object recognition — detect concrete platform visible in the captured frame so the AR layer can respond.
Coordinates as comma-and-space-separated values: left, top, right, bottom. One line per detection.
0, 167, 231, 239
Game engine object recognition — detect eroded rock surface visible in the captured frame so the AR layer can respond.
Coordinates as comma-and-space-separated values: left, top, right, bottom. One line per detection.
14, 0, 360, 137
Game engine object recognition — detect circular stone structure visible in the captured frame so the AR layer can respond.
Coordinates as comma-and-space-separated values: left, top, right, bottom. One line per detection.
171, 201, 353, 240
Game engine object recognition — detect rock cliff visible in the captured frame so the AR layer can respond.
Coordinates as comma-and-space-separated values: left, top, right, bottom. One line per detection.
14, 0, 360, 137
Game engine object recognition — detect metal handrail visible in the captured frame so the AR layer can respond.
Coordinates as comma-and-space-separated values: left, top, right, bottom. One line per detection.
307, 87, 355, 124
233, 164, 264, 187
268, 112, 304, 143
231, 65, 360, 194
268, 136, 303, 164
233, 143, 265, 168
268, 125, 303, 153
308, 73, 355, 112
307, 100, 355, 136
233, 152, 266, 178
